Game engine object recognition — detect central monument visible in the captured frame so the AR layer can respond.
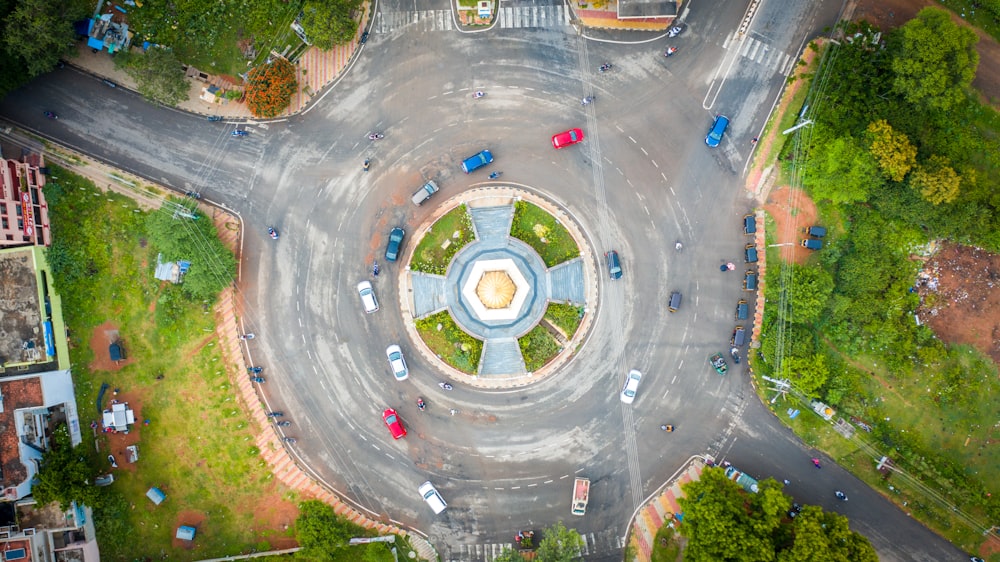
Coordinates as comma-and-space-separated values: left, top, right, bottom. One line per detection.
460, 258, 531, 322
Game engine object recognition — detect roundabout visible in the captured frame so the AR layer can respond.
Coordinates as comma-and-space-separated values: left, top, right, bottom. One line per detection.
404, 188, 594, 381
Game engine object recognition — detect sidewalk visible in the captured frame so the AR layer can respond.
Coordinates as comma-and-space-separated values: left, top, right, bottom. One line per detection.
65, 2, 372, 120
570, 0, 678, 31
626, 457, 706, 561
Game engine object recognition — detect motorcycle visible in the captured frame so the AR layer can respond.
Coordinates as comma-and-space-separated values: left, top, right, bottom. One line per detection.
675, 241, 683, 251
232, 129, 249, 137
247, 366, 263, 374
581, 96, 594, 106
438, 382, 453, 391
599, 63, 613, 73
731, 347, 740, 364
283, 437, 297, 444
276, 421, 291, 427
266, 411, 284, 418
660, 424, 675, 432
664, 47, 678, 57
363, 158, 370, 172
417, 397, 426, 411
368, 133, 384, 140
667, 25, 683, 38
268, 227, 279, 240
372, 261, 380, 277
835, 490, 848, 501
207, 115, 223, 122
185, 191, 202, 200
473, 91, 486, 99
44, 111, 58, 119
250, 376, 266, 383
488, 171, 502, 179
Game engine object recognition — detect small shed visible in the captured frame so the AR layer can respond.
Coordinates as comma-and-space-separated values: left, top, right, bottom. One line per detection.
176, 526, 196, 541
109, 341, 125, 362
146, 487, 166, 505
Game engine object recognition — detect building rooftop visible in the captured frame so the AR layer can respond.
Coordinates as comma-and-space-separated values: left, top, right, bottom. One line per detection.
0, 249, 49, 371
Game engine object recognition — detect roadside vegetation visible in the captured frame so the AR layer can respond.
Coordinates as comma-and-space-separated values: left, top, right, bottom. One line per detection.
410, 204, 475, 274
677, 468, 877, 561
493, 522, 585, 562
414, 311, 483, 373
755, 7, 1000, 550
510, 201, 580, 267
517, 326, 560, 371
544, 303, 584, 338
295, 500, 417, 561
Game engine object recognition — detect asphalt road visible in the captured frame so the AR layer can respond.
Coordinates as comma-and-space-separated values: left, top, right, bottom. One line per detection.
0, 0, 971, 559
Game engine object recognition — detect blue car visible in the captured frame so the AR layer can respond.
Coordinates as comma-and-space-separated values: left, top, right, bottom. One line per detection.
706, 115, 729, 147
461, 150, 494, 173
385, 227, 405, 261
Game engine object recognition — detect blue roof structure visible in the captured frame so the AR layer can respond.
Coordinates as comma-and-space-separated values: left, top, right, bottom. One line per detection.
176, 526, 196, 541
146, 487, 166, 505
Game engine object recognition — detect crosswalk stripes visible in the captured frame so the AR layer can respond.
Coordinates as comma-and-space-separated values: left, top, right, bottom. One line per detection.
448, 529, 624, 561
723, 31, 795, 76
374, 5, 570, 35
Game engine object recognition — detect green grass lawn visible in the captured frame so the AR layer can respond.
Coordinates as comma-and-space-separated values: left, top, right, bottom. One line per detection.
45, 171, 296, 559
411, 205, 474, 274
543, 303, 584, 338
518, 326, 560, 372
414, 311, 482, 373
510, 201, 580, 267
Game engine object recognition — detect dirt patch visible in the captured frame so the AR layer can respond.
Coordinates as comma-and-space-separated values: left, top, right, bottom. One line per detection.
761, 186, 819, 265
172, 510, 208, 550
97, 390, 147, 474
852, 0, 1000, 108
88, 321, 136, 372
250, 488, 300, 550
915, 243, 1000, 365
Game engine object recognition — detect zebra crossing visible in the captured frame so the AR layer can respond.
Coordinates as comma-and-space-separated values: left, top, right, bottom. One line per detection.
445, 528, 625, 561
372, 5, 571, 35
723, 31, 797, 76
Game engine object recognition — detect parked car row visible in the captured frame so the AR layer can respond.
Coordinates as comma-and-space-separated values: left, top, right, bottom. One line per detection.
801, 225, 826, 250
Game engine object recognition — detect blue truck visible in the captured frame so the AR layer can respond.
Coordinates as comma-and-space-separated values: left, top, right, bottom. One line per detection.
462, 150, 494, 173
724, 466, 759, 493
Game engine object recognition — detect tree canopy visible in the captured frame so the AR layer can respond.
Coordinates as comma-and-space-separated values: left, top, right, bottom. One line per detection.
245, 57, 298, 118
677, 467, 877, 562
866, 119, 917, 183
889, 7, 979, 112
116, 48, 191, 106
145, 205, 237, 302
31, 424, 104, 510
0, 0, 90, 96
294, 500, 355, 559
300, 0, 364, 50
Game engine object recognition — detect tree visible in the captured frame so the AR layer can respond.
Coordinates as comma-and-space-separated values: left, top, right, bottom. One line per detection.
889, 7, 979, 112
2, 0, 89, 79
782, 354, 830, 397
787, 265, 834, 325
803, 134, 880, 204
910, 155, 961, 205
31, 424, 103, 510
116, 48, 190, 106
778, 506, 878, 562
300, 0, 363, 50
145, 206, 236, 302
535, 522, 585, 562
294, 500, 355, 559
865, 120, 917, 182
245, 57, 298, 118
678, 467, 777, 561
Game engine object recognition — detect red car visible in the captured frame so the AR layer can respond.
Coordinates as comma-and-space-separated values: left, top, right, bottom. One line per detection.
382, 408, 406, 439
552, 128, 585, 149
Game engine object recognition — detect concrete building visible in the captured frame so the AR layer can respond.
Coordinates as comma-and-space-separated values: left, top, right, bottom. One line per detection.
0, 153, 50, 248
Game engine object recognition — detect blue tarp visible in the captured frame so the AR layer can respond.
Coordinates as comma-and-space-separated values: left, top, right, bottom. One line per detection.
146, 487, 166, 505
176, 525, 196, 541
97, 382, 109, 414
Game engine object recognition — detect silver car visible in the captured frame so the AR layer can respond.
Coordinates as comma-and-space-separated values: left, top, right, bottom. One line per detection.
385, 344, 409, 381
620, 369, 642, 404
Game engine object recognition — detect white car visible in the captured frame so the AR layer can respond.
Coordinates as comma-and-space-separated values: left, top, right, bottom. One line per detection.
357, 281, 379, 313
620, 369, 642, 404
385, 344, 409, 381
418, 481, 447, 514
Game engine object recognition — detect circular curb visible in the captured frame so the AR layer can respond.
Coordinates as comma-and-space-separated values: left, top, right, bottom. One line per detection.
397, 183, 599, 389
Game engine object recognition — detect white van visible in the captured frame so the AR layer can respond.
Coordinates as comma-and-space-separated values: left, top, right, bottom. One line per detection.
418, 481, 447, 514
